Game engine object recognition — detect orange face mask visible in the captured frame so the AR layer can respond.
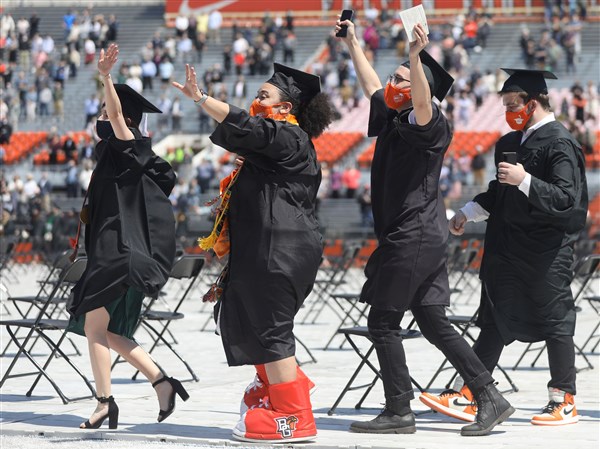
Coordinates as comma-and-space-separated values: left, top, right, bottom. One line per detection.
384, 83, 412, 109
505, 101, 534, 131
249, 98, 286, 119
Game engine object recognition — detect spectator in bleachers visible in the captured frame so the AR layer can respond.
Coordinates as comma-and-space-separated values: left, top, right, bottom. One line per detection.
471, 145, 486, 186
171, 96, 183, 132
159, 57, 174, 85
222, 43, 232, 75
63, 9, 76, 41
358, 184, 373, 227
0, 116, 12, 144
175, 12, 189, 38
38, 171, 52, 212
342, 164, 361, 198
84, 37, 96, 65
177, 34, 193, 64
84, 93, 100, 126
106, 15, 119, 44
195, 158, 215, 193
141, 57, 156, 92
282, 29, 296, 64
25, 85, 37, 122
457, 90, 473, 125
53, 81, 64, 119
65, 159, 79, 197
207, 9, 223, 44
329, 165, 342, 198
231, 74, 247, 108
22, 173, 40, 200
79, 159, 93, 194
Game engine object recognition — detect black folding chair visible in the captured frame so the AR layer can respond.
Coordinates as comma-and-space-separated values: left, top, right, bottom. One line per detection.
300, 244, 361, 325
424, 305, 519, 393
512, 254, 600, 372
327, 326, 423, 416
323, 291, 369, 350
0, 257, 96, 404
2, 250, 81, 357
580, 296, 600, 354
115, 255, 205, 382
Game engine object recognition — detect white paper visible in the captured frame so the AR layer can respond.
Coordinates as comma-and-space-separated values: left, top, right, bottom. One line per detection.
399, 4, 429, 43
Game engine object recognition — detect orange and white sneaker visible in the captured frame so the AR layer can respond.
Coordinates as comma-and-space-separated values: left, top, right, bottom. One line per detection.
419, 386, 477, 422
531, 393, 579, 426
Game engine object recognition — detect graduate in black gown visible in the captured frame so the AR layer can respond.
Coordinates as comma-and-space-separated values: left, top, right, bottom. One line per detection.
172, 62, 335, 443
336, 19, 513, 436
442, 69, 588, 426
68, 44, 188, 430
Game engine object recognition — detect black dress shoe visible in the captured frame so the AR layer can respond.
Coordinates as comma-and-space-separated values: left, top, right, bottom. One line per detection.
350, 408, 416, 434
152, 376, 190, 423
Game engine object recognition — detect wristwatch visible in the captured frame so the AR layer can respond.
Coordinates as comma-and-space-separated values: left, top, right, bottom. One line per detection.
194, 90, 209, 106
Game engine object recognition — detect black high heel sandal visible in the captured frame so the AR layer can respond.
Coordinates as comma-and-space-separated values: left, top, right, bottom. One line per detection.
81, 395, 119, 429
153, 376, 190, 423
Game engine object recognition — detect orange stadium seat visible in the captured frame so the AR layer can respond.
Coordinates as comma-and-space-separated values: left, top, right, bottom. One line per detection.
312, 132, 364, 164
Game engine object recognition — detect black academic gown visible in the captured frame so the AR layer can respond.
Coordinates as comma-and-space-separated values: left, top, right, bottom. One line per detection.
360, 89, 452, 311
210, 106, 322, 366
69, 129, 176, 317
475, 120, 588, 343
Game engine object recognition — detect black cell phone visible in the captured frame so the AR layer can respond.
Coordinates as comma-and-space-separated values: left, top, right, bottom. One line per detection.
502, 152, 518, 164
336, 9, 354, 38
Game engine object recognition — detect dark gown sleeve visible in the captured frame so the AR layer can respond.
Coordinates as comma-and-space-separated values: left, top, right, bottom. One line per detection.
528, 139, 583, 219
209, 105, 297, 162
367, 89, 389, 137
473, 133, 511, 213
107, 135, 176, 196
393, 102, 451, 152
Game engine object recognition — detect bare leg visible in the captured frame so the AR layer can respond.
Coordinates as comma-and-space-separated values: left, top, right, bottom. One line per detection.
264, 356, 297, 384
106, 332, 173, 411
81, 307, 112, 427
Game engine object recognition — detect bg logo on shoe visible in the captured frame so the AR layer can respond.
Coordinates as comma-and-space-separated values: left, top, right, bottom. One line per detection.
274, 416, 298, 438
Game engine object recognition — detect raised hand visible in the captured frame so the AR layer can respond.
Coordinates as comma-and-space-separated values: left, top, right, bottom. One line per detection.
335, 16, 356, 43
172, 64, 203, 102
409, 23, 429, 58
98, 43, 119, 76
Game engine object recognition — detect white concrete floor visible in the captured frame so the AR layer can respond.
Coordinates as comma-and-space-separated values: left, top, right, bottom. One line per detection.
1, 261, 599, 449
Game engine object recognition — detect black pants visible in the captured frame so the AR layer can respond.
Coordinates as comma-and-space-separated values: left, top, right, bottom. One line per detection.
474, 301, 576, 395
368, 305, 494, 404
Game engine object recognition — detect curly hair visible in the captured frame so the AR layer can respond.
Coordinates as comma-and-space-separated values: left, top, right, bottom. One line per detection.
279, 92, 336, 139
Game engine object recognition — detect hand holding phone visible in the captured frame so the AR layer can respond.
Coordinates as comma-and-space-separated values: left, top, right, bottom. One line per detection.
336, 9, 354, 38
502, 152, 518, 165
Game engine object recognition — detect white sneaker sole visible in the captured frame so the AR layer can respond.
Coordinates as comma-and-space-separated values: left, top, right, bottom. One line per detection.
531, 415, 580, 426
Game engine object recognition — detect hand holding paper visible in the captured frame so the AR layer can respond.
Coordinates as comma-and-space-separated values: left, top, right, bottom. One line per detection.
400, 4, 430, 43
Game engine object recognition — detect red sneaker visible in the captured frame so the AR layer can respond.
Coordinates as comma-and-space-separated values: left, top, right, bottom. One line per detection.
531, 393, 579, 426
419, 386, 476, 422
233, 377, 317, 443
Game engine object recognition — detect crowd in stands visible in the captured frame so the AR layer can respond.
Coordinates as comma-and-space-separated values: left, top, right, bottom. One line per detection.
1, 3, 598, 258
0, 8, 121, 126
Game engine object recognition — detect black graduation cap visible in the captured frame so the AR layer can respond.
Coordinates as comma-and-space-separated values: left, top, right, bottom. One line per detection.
266, 63, 321, 104
498, 68, 557, 95
401, 50, 454, 102
113, 84, 161, 127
